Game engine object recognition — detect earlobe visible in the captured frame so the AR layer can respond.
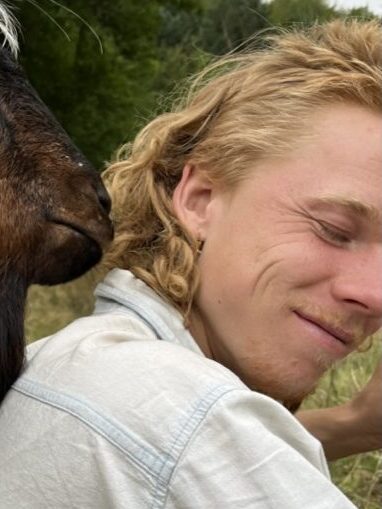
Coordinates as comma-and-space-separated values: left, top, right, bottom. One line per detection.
172, 163, 213, 239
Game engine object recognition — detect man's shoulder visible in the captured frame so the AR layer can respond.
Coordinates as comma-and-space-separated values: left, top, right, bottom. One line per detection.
26, 309, 244, 396
19, 310, 246, 452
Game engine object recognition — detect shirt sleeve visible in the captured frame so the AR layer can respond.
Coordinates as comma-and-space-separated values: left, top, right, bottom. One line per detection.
166, 389, 357, 509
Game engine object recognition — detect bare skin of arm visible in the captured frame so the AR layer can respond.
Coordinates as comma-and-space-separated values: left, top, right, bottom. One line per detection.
296, 361, 382, 461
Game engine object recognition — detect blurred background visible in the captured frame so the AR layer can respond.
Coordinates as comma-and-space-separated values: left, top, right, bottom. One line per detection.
15, 1, 381, 507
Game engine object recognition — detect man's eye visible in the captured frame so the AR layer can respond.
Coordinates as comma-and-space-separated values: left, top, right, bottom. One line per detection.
316, 222, 351, 245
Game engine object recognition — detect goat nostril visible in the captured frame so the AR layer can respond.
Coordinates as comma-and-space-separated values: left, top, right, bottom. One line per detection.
96, 183, 112, 214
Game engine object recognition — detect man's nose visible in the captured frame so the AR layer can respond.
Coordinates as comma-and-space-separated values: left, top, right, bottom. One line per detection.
331, 245, 382, 320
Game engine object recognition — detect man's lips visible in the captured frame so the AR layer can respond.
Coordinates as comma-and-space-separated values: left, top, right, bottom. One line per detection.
293, 310, 356, 348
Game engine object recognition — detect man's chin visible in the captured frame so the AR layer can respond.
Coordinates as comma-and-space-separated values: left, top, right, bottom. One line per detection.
279, 358, 339, 412
254, 378, 319, 414
282, 394, 310, 414
235, 356, 331, 412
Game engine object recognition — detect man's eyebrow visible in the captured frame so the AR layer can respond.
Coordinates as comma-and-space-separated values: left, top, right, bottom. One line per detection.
308, 196, 382, 223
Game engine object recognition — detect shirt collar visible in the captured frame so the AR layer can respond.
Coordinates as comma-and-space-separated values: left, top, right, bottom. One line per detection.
94, 269, 204, 357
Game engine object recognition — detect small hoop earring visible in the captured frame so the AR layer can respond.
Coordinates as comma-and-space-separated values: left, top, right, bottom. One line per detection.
196, 239, 204, 255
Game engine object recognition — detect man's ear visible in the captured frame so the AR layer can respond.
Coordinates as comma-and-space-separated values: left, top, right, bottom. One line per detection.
172, 164, 213, 240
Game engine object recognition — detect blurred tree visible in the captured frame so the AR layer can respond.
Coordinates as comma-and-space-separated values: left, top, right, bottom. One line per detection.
344, 6, 377, 20
149, 1, 206, 112
198, 0, 271, 54
16, 0, 201, 168
268, 0, 335, 25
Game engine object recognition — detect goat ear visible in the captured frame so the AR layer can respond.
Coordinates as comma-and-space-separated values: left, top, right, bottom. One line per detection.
0, 270, 26, 403
172, 164, 214, 240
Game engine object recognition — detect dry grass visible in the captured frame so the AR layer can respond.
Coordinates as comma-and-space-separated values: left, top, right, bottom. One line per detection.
302, 340, 382, 509
25, 270, 102, 342
25, 279, 381, 507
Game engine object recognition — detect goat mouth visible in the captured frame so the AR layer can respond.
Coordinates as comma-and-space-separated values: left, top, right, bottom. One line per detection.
30, 218, 104, 285
48, 215, 112, 251
51, 218, 97, 244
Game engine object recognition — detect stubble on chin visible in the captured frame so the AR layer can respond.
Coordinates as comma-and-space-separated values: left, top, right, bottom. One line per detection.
258, 353, 344, 412
257, 377, 318, 414
234, 352, 333, 413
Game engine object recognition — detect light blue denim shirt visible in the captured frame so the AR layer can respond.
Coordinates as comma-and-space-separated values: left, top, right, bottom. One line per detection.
0, 269, 356, 508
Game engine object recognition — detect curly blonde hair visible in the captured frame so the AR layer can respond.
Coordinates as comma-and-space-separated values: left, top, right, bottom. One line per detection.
102, 19, 382, 317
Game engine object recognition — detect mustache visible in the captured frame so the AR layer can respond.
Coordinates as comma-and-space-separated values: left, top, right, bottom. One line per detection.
289, 299, 369, 348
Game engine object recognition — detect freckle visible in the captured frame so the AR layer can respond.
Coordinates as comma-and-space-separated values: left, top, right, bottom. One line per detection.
217, 299, 222, 304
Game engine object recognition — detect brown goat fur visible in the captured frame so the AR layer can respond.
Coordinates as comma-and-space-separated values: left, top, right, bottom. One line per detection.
0, 10, 113, 402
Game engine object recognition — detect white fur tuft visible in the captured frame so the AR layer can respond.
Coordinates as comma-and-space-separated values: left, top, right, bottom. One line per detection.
0, 2, 19, 57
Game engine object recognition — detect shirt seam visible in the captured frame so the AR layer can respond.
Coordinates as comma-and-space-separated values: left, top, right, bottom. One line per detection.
12, 376, 244, 500
12, 377, 166, 482
149, 385, 245, 509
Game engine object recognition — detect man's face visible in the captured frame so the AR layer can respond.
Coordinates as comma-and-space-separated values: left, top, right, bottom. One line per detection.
194, 104, 382, 407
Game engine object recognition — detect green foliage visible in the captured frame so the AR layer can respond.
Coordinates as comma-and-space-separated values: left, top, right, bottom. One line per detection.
268, 0, 335, 25
198, 0, 271, 54
340, 6, 377, 21
17, 0, 185, 167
